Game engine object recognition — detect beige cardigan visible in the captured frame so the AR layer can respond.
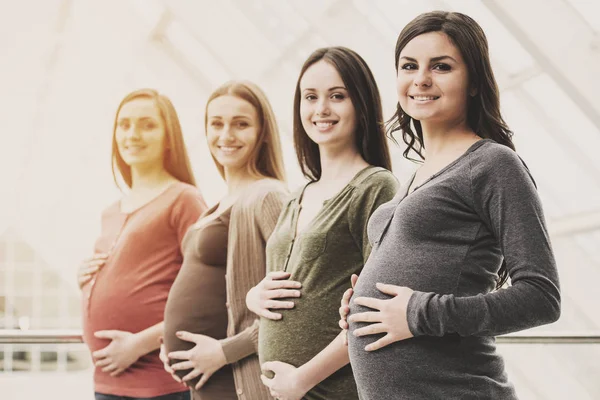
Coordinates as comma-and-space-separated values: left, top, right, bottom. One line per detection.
219, 178, 288, 400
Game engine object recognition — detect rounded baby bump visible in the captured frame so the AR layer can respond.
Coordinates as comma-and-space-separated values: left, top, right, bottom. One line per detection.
163, 264, 228, 352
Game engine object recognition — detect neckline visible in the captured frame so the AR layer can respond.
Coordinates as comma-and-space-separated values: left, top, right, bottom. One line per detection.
297, 164, 376, 206
293, 165, 376, 238
119, 181, 180, 215
405, 139, 492, 196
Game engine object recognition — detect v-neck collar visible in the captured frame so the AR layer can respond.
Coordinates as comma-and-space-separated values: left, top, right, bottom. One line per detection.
292, 165, 377, 238
405, 139, 492, 196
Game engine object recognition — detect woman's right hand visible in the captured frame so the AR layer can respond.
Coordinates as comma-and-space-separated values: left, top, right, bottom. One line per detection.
339, 274, 358, 345
77, 253, 108, 289
246, 271, 302, 320
159, 342, 183, 384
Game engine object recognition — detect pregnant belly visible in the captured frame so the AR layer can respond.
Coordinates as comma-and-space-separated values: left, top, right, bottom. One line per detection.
258, 293, 341, 369
348, 333, 506, 397
83, 288, 165, 354
163, 264, 228, 355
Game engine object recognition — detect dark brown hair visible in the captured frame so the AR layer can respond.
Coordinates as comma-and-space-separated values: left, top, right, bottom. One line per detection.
293, 46, 392, 180
388, 11, 513, 288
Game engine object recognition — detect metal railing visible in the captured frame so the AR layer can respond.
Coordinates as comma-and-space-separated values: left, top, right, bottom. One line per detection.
0, 330, 84, 344
1, 330, 599, 344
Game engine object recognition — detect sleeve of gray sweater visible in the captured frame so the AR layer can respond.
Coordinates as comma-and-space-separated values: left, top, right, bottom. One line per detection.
407, 145, 561, 337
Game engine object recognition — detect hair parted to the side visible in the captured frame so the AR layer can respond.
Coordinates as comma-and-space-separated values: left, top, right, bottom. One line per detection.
388, 11, 513, 288
204, 81, 286, 182
111, 88, 196, 189
387, 11, 515, 162
293, 46, 392, 181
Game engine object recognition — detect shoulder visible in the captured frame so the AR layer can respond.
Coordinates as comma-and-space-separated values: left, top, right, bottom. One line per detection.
100, 200, 121, 218
469, 140, 523, 173
169, 182, 203, 202
468, 140, 536, 189
166, 182, 206, 218
242, 179, 288, 203
351, 167, 399, 194
234, 179, 290, 213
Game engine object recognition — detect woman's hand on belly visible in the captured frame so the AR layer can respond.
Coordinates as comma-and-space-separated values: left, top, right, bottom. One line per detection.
246, 271, 302, 320
159, 342, 183, 384
168, 331, 227, 390
349, 283, 414, 351
92, 330, 144, 376
338, 274, 358, 346
260, 361, 309, 400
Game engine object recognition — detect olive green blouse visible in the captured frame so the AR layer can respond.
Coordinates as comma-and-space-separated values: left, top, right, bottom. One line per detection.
258, 166, 399, 400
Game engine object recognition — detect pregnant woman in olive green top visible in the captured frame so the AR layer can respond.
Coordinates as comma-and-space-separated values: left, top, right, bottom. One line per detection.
246, 47, 398, 400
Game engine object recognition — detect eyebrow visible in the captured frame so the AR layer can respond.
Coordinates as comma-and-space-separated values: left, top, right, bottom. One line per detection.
118, 116, 156, 121
302, 86, 348, 92
208, 115, 252, 120
400, 55, 458, 63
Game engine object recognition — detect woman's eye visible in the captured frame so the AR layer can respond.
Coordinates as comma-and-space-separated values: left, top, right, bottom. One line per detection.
236, 121, 249, 128
331, 93, 345, 100
210, 121, 223, 128
433, 63, 451, 71
305, 94, 317, 101
400, 63, 417, 70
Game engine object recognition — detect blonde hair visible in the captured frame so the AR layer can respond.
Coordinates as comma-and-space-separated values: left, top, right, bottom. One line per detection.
111, 88, 196, 188
205, 81, 286, 182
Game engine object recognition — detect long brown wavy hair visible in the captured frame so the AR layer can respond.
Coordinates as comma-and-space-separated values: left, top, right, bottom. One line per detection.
387, 11, 514, 288
293, 47, 392, 180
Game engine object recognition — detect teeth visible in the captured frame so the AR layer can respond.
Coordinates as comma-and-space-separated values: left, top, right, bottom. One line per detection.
219, 146, 240, 152
413, 96, 438, 101
315, 122, 334, 128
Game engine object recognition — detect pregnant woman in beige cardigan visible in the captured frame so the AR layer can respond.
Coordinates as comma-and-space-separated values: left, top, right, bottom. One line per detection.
160, 81, 288, 400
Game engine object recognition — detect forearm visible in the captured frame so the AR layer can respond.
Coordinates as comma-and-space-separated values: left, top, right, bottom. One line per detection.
408, 278, 561, 337
134, 321, 164, 356
220, 319, 259, 364
296, 332, 350, 390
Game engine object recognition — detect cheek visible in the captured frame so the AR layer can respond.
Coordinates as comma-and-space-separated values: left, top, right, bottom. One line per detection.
396, 77, 410, 103
206, 131, 218, 147
241, 129, 260, 151
299, 105, 313, 130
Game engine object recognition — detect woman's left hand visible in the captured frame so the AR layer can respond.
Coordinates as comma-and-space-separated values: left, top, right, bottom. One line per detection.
349, 283, 415, 351
92, 330, 143, 376
260, 361, 309, 400
167, 331, 227, 390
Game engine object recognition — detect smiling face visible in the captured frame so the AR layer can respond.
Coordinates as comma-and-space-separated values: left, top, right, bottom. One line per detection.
396, 31, 472, 126
206, 95, 260, 176
115, 97, 167, 169
299, 60, 357, 149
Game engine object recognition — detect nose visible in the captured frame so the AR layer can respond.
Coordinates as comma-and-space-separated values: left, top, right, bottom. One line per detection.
315, 98, 331, 116
413, 69, 432, 88
125, 123, 142, 139
220, 124, 235, 142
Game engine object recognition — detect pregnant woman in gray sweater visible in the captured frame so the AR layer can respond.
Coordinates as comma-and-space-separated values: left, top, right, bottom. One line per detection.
341, 11, 561, 400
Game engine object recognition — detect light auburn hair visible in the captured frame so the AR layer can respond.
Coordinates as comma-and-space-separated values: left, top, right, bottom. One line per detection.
205, 81, 286, 182
111, 88, 196, 188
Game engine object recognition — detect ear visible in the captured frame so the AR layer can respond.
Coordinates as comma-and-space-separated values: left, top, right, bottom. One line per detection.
469, 86, 478, 97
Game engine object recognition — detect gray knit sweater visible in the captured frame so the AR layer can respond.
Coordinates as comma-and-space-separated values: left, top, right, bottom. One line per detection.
348, 140, 560, 400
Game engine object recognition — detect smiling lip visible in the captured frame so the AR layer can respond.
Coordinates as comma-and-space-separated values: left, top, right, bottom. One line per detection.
313, 120, 338, 132
409, 95, 440, 101
124, 144, 146, 152
218, 145, 242, 154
